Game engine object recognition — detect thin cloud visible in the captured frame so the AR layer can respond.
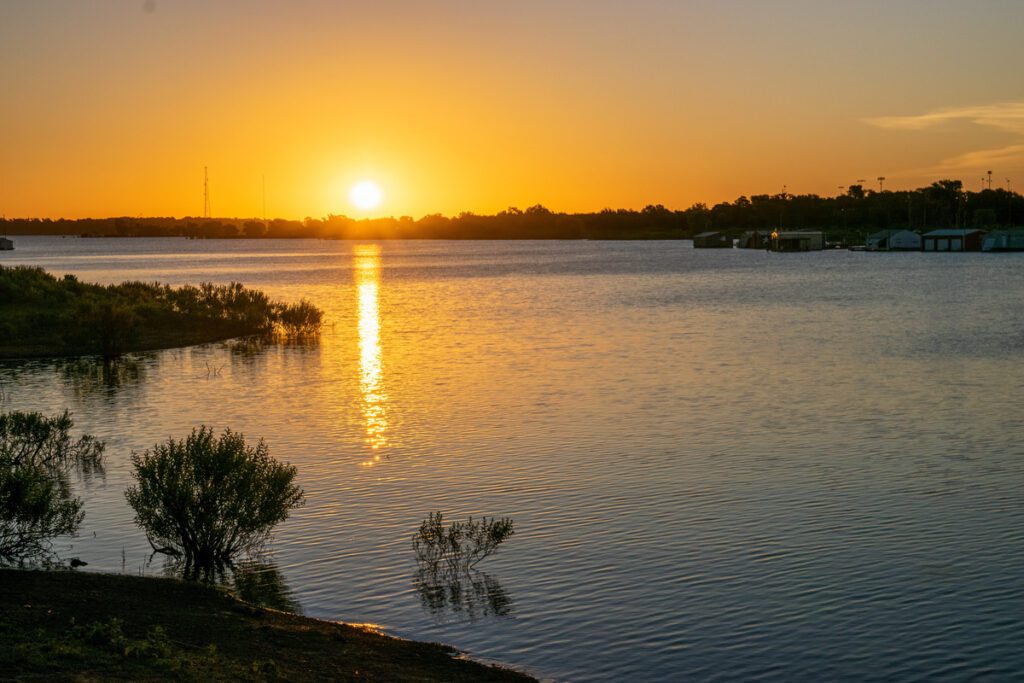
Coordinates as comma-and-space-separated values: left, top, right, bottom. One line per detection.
865, 102, 1024, 174
865, 102, 1024, 135
935, 143, 1024, 171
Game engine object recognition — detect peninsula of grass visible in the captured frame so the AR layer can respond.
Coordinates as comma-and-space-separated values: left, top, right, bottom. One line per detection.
0, 569, 535, 682
0, 265, 322, 359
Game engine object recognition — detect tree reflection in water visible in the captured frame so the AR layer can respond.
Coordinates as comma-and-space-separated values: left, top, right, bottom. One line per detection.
414, 566, 513, 622
229, 560, 303, 614
226, 335, 320, 364
57, 356, 147, 400
156, 558, 302, 614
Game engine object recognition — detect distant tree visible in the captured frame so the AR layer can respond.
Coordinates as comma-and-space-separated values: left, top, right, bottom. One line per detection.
973, 208, 997, 229
684, 203, 711, 233
242, 220, 267, 238
928, 179, 963, 227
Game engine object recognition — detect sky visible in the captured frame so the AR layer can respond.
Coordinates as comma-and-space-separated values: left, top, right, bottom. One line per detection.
2, 0, 1024, 220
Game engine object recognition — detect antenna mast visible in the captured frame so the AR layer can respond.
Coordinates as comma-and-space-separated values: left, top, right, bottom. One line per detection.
203, 166, 211, 218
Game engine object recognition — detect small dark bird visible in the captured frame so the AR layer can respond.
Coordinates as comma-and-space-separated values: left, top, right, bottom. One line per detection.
69, 558, 88, 568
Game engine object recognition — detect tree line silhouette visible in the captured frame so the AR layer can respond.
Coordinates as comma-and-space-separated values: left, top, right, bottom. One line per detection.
4, 180, 1020, 241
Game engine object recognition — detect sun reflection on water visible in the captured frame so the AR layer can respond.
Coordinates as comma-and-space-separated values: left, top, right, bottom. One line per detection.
354, 244, 388, 460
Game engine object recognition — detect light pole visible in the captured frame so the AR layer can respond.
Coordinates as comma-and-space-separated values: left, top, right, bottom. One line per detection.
837, 187, 847, 239
877, 176, 886, 192
780, 185, 787, 229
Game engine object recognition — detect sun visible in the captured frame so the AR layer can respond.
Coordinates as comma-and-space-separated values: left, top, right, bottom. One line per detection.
349, 180, 383, 211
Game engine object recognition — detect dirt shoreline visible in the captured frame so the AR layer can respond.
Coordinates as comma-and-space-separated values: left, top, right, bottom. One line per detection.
0, 568, 536, 682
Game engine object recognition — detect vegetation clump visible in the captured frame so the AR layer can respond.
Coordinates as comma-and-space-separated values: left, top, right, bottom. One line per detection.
413, 512, 514, 573
125, 427, 304, 574
0, 265, 323, 359
412, 513, 516, 621
0, 410, 104, 566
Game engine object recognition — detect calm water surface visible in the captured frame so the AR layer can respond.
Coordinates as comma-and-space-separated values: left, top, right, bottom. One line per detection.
3, 237, 1024, 681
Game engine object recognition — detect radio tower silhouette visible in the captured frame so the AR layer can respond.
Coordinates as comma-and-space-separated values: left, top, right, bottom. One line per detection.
203, 166, 211, 218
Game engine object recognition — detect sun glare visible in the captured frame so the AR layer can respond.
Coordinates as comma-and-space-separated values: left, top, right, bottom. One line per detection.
350, 180, 383, 211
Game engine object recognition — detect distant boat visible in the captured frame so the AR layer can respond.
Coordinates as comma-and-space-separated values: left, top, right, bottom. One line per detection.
0, 237, 13, 251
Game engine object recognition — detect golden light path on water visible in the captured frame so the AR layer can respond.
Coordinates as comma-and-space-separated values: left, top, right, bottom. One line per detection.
354, 244, 388, 461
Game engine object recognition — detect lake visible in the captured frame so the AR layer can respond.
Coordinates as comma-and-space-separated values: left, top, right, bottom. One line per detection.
2, 236, 1024, 681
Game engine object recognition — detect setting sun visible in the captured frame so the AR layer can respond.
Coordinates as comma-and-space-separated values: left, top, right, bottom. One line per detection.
349, 180, 383, 212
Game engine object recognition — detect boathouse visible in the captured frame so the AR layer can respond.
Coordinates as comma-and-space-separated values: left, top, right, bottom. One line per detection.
737, 231, 771, 249
0, 237, 13, 251
867, 230, 921, 251
769, 231, 824, 252
981, 230, 1024, 252
693, 231, 732, 248
922, 229, 984, 252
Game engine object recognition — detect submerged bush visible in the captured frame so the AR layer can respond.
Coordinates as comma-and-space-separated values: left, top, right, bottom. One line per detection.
125, 427, 304, 574
413, 512, 514, 573
275, 299, 323, 336
0, 410, 105, 565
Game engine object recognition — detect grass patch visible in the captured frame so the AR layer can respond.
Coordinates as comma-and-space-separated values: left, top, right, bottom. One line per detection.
0, 569, 535, 681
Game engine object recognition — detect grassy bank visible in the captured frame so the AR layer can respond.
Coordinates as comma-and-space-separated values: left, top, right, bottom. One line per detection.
0, 266, 322, 359
0, 569, 535, 681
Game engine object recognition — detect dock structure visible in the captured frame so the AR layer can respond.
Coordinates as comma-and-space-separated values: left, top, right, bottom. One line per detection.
922, 229, 985, 252
693, 231, 732, 248
769, 230, 824, 252
737, 231, 771, 249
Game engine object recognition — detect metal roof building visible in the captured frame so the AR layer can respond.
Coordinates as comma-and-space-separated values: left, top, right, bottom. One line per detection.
867, 230, 921, 251
922, 229, 984, 252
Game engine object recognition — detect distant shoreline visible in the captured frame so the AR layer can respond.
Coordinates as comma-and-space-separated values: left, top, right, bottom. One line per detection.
2, 182, 1020, 243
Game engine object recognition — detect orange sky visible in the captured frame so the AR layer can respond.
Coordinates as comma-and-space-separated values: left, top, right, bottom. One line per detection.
2, 1, 1023, 220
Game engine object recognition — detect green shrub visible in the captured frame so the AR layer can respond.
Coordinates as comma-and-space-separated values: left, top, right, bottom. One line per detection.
0, 411, 105, 565
75, 301, 140, 358
77, 618, 128, 652
125, 427, 304, 574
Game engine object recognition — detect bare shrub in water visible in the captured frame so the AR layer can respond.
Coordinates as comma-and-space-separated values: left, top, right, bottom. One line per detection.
125, 427, 304, 574
274, 299, 323, 336
413, 512, 514, 573
0, 410, 104, 565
